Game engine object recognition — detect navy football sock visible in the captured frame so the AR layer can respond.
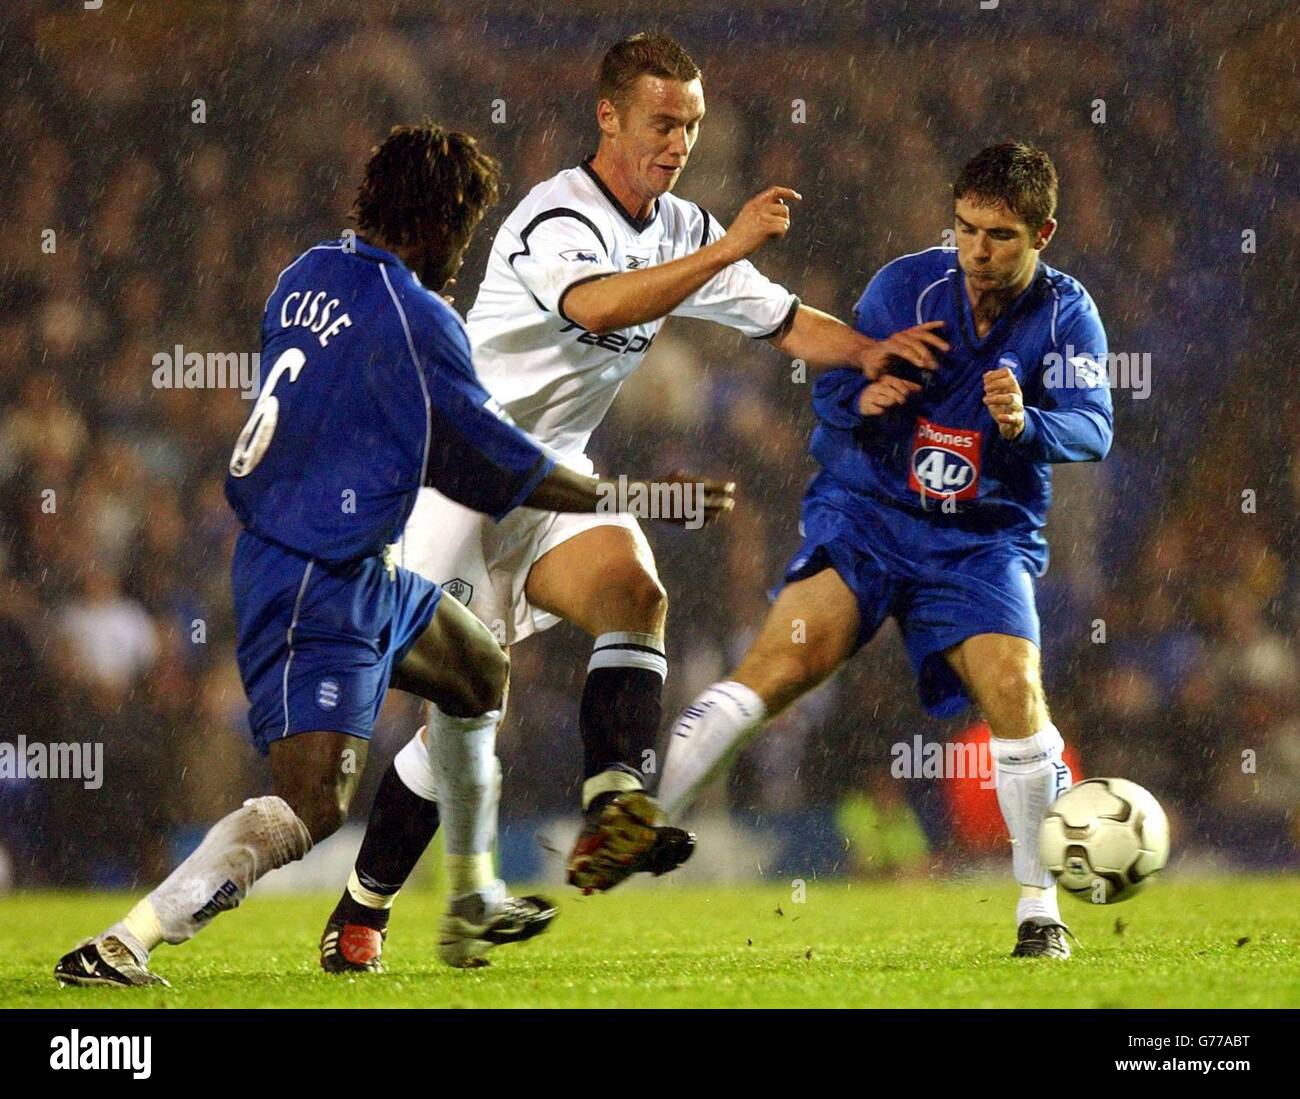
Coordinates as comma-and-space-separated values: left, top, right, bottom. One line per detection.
332, 761, 439, 929
578, 632, 667, 807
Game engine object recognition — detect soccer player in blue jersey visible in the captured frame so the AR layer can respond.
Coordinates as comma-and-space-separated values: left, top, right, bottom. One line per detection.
54, 123, 733, 987
657, 143, 1113, 959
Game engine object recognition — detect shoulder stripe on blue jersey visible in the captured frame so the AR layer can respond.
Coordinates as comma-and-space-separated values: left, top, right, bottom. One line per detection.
262, 243, 347, 315
379, 264, 434, 493
894, 244, 958, 263
916, 272, 954, 324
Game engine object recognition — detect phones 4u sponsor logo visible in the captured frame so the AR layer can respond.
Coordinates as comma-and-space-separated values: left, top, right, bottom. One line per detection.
909, 419, 981, 501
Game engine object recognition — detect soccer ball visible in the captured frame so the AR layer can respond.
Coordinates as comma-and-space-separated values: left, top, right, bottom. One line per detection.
1038, 778, 1170, 903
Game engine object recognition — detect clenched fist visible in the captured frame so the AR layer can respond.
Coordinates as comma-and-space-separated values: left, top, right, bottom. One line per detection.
983, 367, 1026, 440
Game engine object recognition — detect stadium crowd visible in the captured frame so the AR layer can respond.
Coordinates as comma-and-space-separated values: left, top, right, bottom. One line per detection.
2, 2, 1296, 885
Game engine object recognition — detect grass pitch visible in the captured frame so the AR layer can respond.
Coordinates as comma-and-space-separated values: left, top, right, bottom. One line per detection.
3, 876, 1297, 1008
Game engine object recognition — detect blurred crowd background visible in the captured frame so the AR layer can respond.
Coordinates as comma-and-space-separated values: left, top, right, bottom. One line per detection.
2, 1, 1297, 887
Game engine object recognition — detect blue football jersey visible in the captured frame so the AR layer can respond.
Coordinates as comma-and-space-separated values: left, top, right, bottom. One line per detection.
225, 239, 554, 562
810, 246, 1112, 534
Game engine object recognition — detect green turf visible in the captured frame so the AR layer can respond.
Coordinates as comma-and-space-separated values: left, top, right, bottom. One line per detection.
4, 876, 1298, 1008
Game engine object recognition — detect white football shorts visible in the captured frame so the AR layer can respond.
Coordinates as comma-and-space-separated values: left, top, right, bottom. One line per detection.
396, 454, 647, 646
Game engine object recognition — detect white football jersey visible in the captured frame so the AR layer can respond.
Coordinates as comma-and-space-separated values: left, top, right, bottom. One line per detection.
466, 157, 799, 458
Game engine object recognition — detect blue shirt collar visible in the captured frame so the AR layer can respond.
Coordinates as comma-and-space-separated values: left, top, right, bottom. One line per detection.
351, 237, 404, 267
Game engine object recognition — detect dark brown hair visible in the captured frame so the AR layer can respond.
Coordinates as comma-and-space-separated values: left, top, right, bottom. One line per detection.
953, 142, 1058, 230
598, 33, 701, 112
353, 121, 500, 254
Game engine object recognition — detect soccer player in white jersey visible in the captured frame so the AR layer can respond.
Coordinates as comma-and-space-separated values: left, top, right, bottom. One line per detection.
320, 33, 946, 969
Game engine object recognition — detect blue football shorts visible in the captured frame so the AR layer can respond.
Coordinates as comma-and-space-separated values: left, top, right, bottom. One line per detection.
232, 529, 442, 755
778, 472, 1043, 718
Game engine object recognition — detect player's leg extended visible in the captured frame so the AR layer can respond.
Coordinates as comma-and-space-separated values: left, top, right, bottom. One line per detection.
523, 523, 684, 890
945, 632, 1074, 957
55, 731, 358, 988
657, 566, 861, 819
324, 592, 553, 970
526, 523, 668, 804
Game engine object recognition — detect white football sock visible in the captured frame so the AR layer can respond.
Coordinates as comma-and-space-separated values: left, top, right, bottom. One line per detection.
107, 795, 311, 957
425, 703, 502, 900
989, 725, 1072, 924
656, 681, 768, 819
1016, 885, 1061, 927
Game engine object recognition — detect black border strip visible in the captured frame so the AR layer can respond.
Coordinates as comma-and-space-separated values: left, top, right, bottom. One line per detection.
695, 203, 712, 248
507, 208, 610, 313
557, 271, 617, 326
754, 295, 801, 341
580, 156, 658, 233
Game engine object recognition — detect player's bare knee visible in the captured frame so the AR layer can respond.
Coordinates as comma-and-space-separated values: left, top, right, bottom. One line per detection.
741, 642, 825, 711
276, 781, 349, 844
989, 655, 1039, 701
983, 657, 1046, 735
610, 568, 667, 630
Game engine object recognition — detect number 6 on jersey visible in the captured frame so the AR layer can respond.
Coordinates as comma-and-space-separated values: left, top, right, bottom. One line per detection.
229, 347, 307, 478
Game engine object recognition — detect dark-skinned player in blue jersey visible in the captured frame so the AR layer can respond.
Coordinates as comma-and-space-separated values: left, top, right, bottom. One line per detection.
657, 143, 1112, 960
55, 123, 733, 987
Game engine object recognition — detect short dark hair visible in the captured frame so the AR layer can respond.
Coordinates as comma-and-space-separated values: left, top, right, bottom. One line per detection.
953, 142, 1058, 230
598, 32, 701, 112
353, 121, 500, 253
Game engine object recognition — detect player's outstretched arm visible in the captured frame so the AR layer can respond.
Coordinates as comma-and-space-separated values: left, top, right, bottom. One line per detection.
524, 464, 735, 526
423, 325, 733, 525
563, 186, 801, 335
772, 306, 949, 378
